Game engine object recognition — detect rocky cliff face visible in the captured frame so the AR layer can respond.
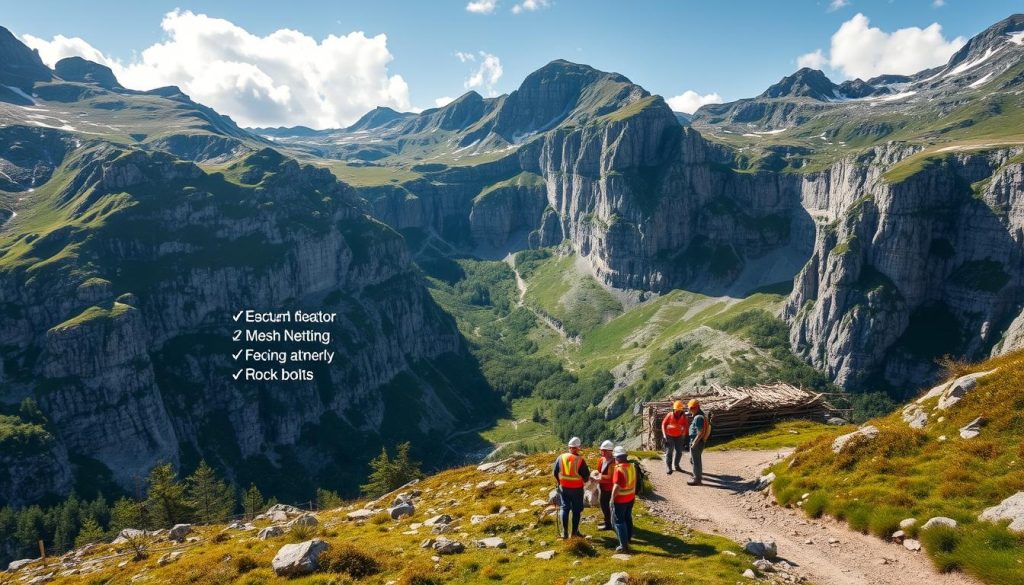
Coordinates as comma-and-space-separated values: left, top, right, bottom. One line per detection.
0, 145, 494, 504
785, 146, 1024, 392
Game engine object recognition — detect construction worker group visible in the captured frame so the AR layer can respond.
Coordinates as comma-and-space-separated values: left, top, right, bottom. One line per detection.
553, 398, 709, 553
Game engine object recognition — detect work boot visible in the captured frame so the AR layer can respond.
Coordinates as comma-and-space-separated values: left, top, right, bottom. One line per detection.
687, 479, 702, 486
614, 545, 630, 553
674, 465, 685, 473
666, 468, 673, 475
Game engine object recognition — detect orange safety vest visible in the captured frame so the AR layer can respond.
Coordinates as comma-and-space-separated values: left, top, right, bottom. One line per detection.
558, 453, 584, 488
597, 455, 615, 489
613, 462, 636, 504
662, 411, 687, 438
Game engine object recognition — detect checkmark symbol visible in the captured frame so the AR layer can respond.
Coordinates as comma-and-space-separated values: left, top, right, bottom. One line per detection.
233, 310, 244, 322
232, 350, 243, 360
232, 369, 243, 380
233, 330, 241, 341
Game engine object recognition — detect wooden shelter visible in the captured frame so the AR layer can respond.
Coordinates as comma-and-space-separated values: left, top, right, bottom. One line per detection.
639, 383, 835, 450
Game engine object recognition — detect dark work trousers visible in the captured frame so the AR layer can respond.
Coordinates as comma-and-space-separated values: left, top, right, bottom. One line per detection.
665, 435, 686, 471
690, 439, 705, 482
598, 486, 612, 527
559, 487, 584, 536
613, 500, 634, 548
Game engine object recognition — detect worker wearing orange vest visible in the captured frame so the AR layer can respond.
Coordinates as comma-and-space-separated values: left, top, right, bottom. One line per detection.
687, 399, 710, 486
661, 400, 689, 475
595, 440, 615, 530
609, 445, 636, 553
553, 437, 590, 538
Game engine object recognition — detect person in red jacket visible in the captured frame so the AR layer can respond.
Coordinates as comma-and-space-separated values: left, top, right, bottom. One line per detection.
594, 440, 615, 530
610, 445, 637, 553
661, 400, 689, 475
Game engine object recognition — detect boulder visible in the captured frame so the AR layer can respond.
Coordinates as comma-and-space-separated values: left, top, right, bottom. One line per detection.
922, 517, 957, 530
346, 509, 375, 521
535, 550, 556, 560
424, 514, 451, 526
477, 537, 506, 549
392, 494, 414, 508
432, 537, 465, 555
826, 417, 849, 426
979, 492, 1024, 533
936, 370, 997, 410
7, 559, 34, 572
832, 426, 879, 454
605, 572, 629, 585
903, 539, 921, 551
257, 526, 284, 540
477, 459, 511, 473
901, 404, 928, 429
112, 528, 157, 544
289, 514, 319, 528
264, 503, 303, 517
271, 539, 327, 577
743, 539, 778, 559
548, 489, 562, 507
168, 524, 191, 542
157, 551, 182, 566
389, 502, 415, 520
752, 559, 774, 572
959, 417, 984, 439
757, 472, 776, 489
743, 569, 757, 579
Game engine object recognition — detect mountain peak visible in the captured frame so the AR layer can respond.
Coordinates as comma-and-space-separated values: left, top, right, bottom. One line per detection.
760, 68, 838, 100
943, 13, 1024, 73
55, 57, 123, 91
346, 105, 414, 132
0, 25, 52, 92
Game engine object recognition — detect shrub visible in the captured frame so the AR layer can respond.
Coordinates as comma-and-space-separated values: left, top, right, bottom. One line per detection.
563, 537, 597, 557
844, 502, 872, 534
867, 507, 906, 539
235, 555, 259, 574
920, 526, 962, 573
803, 493, 828, 519
319, 545, 381, 579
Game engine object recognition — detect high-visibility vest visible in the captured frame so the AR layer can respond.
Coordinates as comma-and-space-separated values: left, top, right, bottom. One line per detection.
597, 455, 614, 489
662, 412, 687, 437
558, 453, 584, 488
613, 462, 636, 503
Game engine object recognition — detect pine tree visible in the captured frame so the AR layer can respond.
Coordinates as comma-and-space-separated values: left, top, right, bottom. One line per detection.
74, 515, 106, 547
241, 484, 265, 520
110, 497, 144, 533
360, 442, 424, 497
144, 463, 191, 528
315, 488, 343, 510
185, 461, 236, 524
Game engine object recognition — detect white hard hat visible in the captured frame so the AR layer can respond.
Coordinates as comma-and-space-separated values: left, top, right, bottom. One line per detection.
599, 440, 614, 450
613, 446, 627, 457
568, 437, 582, 448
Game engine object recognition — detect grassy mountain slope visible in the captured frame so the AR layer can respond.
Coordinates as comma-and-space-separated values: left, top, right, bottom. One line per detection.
769, 351, 1024, 584
6, 452, 758, 585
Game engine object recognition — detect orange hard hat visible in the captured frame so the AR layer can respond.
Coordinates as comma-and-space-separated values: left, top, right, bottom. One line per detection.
687, 399, 700, 410
673, 400, 684, 411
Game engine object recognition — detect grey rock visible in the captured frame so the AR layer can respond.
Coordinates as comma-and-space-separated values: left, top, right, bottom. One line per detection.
831, 426, 879, 454
432, 537, 465, 555
959, 417, 985, 439
347, 509, 375, 521
271, 539, 327, 576
535, 550, 556, 560
753, 559, 774, 572
424, 514, 451, 526
757, 472, 776, 489
289, 514, 319, 528
605, 572, 630, 585
168, 524, 191, 543
548, 489, 562, 507
257, 526, 284, 540
742, 569, 757, 579
157, 551, 182, 566
903, 539, 921, 551
743, 538, 778, 559
901, 404, 928, 429
980, 492, 1024, 532
922, 517, 958, 530
476, 537, 506, 549
6, 558, 33, 572
899, 518, 917, 529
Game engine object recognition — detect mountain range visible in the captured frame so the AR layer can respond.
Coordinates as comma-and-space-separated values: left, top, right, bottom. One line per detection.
2, 13, 1024, 508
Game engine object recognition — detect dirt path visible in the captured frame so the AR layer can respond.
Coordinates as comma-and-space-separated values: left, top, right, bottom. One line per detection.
641, 450, 982, 585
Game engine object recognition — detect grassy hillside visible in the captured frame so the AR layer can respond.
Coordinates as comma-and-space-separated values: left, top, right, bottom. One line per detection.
769, 351, 1024, 584
7, 452, 758, 585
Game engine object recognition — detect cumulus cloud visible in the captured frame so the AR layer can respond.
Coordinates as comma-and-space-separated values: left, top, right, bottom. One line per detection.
797, 49, 827, 70
466, 0, 498, 14
827, 0, 849, 11
458, 51, 503, 95
512, 0, 550, 14
21, 10, 412, 129
796, 13, 965, 80
434, 96, 456, 107
665, 90, 722, 114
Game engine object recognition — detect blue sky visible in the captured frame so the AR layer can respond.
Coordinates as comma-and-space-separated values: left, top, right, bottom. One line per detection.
4, 1, 1023, 128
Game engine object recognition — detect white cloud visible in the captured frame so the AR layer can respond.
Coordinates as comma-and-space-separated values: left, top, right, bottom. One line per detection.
21, 10, 411, 129
933, 0, 945, 6
796, 13, 965, 80
434, 96, 456, 107
797, 49, 827, 70
665, 90, 722, 114
466, 0, 498, 14
828, 0, 849, 11
512, 0, 550, 14
461, 51, 503, 96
